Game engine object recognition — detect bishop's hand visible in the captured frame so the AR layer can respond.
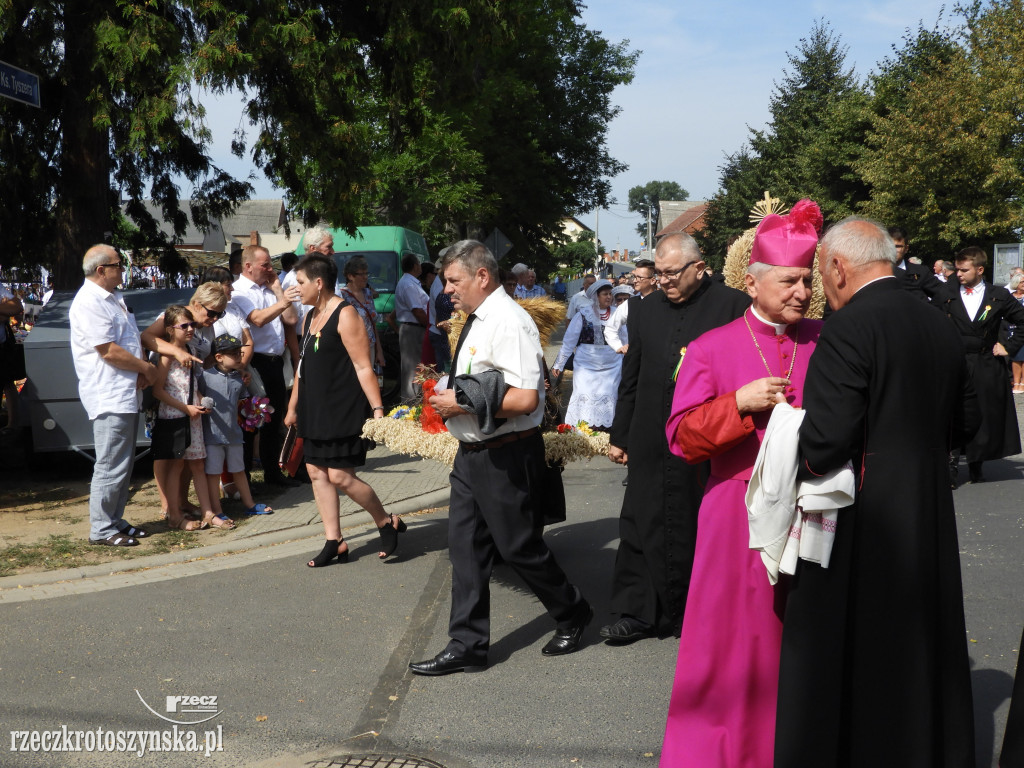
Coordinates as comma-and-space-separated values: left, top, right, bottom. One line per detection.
736, 376, 790, 415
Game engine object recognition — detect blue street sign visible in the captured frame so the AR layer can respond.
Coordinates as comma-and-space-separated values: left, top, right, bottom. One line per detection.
0, 60, 40, 108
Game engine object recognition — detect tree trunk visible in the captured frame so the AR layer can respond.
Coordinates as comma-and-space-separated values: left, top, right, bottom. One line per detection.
53, 1, 111, 290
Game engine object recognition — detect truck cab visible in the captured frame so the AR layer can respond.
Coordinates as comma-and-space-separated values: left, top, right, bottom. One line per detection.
295, 226, 432, 403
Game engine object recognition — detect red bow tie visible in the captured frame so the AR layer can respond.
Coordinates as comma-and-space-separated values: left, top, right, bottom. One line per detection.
964, 287, 975, 295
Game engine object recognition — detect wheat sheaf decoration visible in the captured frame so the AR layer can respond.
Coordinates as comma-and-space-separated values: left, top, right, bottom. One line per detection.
724, 192, 827, 320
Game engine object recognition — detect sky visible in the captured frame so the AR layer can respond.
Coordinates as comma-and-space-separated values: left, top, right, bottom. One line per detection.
201, 0, 956, 257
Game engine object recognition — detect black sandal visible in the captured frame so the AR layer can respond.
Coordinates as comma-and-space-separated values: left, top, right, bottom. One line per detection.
307, 539, 348, 568
117, 522, 150, 539
90, 533, 139, 547
378, 514, 407, 559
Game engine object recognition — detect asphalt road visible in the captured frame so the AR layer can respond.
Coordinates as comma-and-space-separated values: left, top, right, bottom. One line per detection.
1, 441, 1022, 767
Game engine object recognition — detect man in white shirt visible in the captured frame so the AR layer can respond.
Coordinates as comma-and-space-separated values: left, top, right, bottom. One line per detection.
395, 253, 429, 401
604, 259, 656, 352
69, 244, 158, 546
409, 240, 591, 676
231, 244, 301, 486
566, 273, 597, 320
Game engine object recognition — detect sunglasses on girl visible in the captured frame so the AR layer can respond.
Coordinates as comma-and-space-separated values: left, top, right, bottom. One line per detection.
171, 322, 199, 331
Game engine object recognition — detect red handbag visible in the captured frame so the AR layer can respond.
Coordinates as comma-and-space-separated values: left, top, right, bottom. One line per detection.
279, 425, 304, 477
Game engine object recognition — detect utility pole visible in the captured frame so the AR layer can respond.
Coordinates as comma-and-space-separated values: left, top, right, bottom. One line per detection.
594, 209, 600, 271
647, 205, 653, 258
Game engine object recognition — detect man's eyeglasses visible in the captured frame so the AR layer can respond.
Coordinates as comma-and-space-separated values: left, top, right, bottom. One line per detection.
99, 262, 124, 270
201, 304, 223, 319
171, 322, 199, 331
655, 260, 700, 280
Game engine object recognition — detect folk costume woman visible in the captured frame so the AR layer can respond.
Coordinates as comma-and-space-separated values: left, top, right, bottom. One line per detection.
551, 279, 622, 428
659, 200, 824, 768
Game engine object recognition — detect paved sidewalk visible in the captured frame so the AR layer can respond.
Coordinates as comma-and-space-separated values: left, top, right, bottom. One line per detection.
0, 445, 453, 598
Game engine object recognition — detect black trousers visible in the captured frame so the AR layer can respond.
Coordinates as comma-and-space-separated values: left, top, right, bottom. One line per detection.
246, 353, 289, 482
446, 431, 580, 658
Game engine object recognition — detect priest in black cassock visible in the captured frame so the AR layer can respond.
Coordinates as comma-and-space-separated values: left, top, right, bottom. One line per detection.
776, 217, 980, 768
936, 245, 1024, 484
601, 233, 749, 643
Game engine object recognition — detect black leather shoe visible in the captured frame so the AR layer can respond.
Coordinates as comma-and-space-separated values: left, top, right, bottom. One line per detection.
409, 650, 486, 676
542, 600, 593, 656
599, 616, 654, 645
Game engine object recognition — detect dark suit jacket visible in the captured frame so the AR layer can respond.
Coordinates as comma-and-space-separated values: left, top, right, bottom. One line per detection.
935, 280, 1024, 460
777, 277, 979, 768
897, 258, 945, 301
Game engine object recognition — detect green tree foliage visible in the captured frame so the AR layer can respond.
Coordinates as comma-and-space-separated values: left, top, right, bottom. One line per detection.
628, 180, 689, 240
701, 21, 871, 253
696, 149, 762, 268
550, 229, 600, 277
858, 8, 1024, 256
1, 0, 635, 287
0, 0, 253, 288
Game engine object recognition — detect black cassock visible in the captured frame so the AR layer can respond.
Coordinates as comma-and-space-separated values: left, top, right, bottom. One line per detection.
935, 280, 1024, 463
608, 277, 749, 635
777, 278, 980, 768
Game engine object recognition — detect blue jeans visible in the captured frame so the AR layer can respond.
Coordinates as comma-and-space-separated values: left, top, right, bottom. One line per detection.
89, 412, 139, 539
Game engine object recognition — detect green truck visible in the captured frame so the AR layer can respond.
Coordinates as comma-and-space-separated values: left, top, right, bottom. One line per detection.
295, 226, 432, 404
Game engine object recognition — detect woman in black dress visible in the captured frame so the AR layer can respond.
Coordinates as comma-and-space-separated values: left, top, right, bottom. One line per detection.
284, 255, 407, 567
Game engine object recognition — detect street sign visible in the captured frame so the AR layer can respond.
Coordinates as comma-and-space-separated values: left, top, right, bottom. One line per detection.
0, 60, 40, 108
485, 228, 513, 260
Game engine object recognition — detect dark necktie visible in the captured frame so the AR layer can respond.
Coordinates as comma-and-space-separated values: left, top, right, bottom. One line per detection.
449, 313, 477, 384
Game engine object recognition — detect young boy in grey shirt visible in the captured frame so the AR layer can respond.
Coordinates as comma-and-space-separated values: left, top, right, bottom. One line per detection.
203, 334, 273, 523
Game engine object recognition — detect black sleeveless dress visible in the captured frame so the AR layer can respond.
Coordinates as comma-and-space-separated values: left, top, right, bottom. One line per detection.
297, 301, 371, 468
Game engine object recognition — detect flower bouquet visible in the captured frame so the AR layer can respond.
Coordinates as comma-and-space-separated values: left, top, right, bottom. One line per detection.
239, 396, 274, 432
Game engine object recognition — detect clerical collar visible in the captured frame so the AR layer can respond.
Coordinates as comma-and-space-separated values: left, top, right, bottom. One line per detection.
749, 306, 789, 336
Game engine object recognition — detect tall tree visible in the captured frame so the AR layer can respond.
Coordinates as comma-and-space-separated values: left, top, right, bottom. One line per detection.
628, 180, 689, 241
858, 11, 1024, 256
746, 20, 869, 221
700, 21, 870, 256
2, 0, 635, 285
0, 0, 253, 288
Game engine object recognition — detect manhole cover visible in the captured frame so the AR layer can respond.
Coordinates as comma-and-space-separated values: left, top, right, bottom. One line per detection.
311, 756, 447, 768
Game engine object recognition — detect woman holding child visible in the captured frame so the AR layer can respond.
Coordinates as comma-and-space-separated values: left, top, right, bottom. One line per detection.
284, 255, 409, 567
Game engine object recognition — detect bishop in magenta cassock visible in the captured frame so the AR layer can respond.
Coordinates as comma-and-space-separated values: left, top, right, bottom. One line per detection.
659, 200, 824, 768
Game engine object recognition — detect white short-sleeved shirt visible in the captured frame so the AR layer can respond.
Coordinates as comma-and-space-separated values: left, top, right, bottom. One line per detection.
280, 268, 309, 326
69, 279, 144, 419
395, 272, 428, 324
445, 288, 545, 443
214, 305, 249, 342
566, 289, 589, 320
231, 274, 285, 356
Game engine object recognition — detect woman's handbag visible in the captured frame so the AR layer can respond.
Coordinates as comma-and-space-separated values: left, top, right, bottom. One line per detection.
279, 424, 304, 477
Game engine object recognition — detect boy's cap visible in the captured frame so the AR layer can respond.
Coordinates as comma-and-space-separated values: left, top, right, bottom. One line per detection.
213, 333, 243, 353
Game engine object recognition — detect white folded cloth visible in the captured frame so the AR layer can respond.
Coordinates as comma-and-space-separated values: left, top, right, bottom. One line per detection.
745, 403, 854, 585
